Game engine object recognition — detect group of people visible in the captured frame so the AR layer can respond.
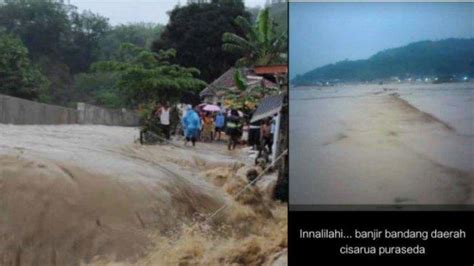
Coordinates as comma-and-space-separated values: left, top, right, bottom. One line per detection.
154, 102, 276, 152
180, 103, 240, 148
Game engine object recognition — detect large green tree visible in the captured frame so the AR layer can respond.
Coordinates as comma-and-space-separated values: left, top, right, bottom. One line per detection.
73, 23, 165, 108
222, 8, 287, 67
92, 44, 206, 108
152, 0, 250, 83
0, 33, 49, 100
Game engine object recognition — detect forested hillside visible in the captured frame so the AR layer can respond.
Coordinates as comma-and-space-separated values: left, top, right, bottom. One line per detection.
292, 39, 474, 85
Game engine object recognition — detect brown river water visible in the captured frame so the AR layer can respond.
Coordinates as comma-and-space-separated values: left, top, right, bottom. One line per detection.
290, 82, 474, 205
0, 125, 287, 265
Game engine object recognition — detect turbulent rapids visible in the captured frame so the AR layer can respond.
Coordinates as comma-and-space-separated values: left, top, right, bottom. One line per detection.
0, 125, 287, 265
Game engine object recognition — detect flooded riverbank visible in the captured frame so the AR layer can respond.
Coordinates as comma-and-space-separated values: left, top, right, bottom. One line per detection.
0, 125, 287, 265
290, 82, 474, 205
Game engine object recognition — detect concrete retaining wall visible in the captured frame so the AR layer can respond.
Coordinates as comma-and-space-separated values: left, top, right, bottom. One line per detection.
0, 94, 78, 124
77, 103, 140, 126
0, 94, 140, 126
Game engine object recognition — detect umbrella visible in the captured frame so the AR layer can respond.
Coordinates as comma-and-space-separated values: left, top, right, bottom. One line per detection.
202, 104, 221, 112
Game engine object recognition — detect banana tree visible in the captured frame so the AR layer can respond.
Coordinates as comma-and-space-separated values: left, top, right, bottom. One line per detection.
224, 68, 278, 113
222, 8, 287, 67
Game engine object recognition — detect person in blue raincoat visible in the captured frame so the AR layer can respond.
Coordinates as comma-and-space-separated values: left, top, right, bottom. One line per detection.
182, 105, 201, 146
214, 111, 225, 141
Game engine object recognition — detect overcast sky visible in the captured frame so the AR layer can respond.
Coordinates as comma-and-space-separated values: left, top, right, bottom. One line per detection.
70, 0, 266, 25
290, 2, 474, 78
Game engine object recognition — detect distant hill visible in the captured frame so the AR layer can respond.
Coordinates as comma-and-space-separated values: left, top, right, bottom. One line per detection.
292, 38, 474, 85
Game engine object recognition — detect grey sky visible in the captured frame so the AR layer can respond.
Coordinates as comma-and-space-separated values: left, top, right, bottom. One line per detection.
70, 0, 267, 25
290, 3, 474, 78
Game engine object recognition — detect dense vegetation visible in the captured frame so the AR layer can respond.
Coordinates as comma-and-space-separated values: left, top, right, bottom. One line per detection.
98, 23, 163, 61
91, 44, 206, 108
0, 0, 287, 109
152, 0, 250, 83
0, 0, 164, 107
75, 23, 164, 108
222, 8, 287, 67
0, 32, 49, 101
0, 0, 108, 104
292, 39, 474, 85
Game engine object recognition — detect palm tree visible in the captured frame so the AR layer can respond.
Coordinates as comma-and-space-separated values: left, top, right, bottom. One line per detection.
222, 8, 287, 67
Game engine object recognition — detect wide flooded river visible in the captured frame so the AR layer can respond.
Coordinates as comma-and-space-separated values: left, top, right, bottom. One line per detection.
290, 82, 474, 205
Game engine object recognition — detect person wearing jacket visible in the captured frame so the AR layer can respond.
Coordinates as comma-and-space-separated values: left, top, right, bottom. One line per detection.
226, 109, 242, 150
182, 105, 201, 146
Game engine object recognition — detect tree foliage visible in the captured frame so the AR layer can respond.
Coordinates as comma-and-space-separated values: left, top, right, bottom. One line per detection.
0, 32, 50, 101
0, 1, 165, 106
0, 0, 109, 73
222, 8, 287, 67
66, 10, 110, 73
152, 0, 250, 82
92, 44, 206, 108
0, 0, 110, 104
233, 68, 247, 91
224, 68, 278, 112
74, 72, 121, 108
0, 0, 71, 60
98, 23, 163, 60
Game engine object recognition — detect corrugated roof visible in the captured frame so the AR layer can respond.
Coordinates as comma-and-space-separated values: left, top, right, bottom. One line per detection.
250, 94, 284, 123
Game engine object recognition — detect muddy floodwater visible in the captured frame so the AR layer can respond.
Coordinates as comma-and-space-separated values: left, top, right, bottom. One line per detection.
290, 82, 474, 205
0, 125, 287, 265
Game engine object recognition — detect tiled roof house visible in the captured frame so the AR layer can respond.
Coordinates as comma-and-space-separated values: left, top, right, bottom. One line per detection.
200, 67, 277, 104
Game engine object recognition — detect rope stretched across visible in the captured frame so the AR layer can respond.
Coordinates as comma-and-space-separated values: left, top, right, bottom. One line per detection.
141, 132, 288, 223
205, 149, 288, 223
